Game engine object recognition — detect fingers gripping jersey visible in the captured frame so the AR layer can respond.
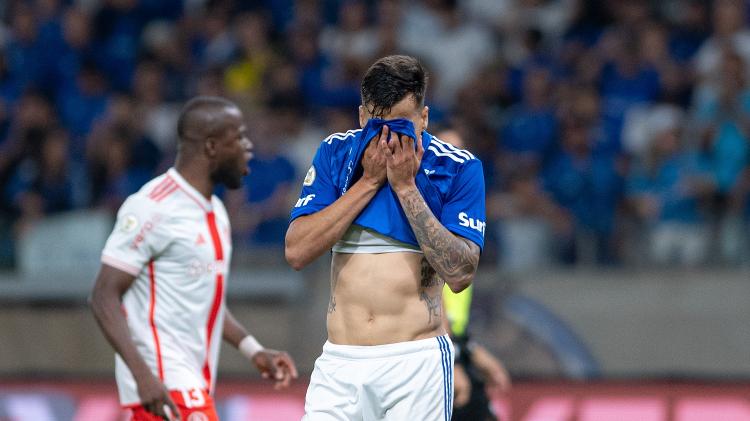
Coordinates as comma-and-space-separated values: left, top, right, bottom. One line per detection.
101, 168, 232, 407
291, 130, 487, 250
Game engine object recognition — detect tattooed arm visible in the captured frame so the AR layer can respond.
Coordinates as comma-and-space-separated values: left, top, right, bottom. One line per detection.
379, 133, 480, 293
399, 187, 479, 292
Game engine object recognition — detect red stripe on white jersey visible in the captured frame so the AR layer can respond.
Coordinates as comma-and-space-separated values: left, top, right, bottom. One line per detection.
206, 212, 224, 261
152, 182, 179, 202
148, 261, 165, 380
149, 180, 177, 202
202, 273, 224, 391
202, 211, 225, 390
147, 178, 174, 200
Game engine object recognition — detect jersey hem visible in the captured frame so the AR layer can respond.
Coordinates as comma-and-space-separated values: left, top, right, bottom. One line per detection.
101, 254, 142, 276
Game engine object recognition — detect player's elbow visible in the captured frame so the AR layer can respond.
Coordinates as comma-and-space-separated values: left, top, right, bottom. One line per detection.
284, 223, 308, 270
446, 275, 472, 293
285, 252, 306, 271
284, 242, 308, 271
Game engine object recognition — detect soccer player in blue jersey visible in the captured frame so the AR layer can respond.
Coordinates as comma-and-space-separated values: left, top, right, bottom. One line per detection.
285, 55, 486, 420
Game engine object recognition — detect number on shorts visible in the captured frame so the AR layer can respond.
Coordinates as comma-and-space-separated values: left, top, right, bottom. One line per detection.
181, 388, 206, 408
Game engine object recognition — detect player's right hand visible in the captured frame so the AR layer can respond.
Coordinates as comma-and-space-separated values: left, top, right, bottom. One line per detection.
136, 374, 181, 421
361, 126, 389, 187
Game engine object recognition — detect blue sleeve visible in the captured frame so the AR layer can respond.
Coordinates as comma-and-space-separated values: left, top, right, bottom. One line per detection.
290, 140, 339, 221
440, 159, 486, 250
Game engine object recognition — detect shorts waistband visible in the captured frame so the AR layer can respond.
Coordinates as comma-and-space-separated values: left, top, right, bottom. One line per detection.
322, 335, 452, 360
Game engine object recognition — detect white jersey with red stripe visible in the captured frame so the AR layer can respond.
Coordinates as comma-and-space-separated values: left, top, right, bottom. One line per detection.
101, 168, 232, 407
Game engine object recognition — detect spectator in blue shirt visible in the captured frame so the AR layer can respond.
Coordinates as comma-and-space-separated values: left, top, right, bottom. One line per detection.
5, 128, 85, 231
86, 94, 161, 211
48, 7, 95, 97
692, 49, 750, 263
501, 67, 559, 166
627, 115, 714, 266
56, 63, 108, 153
694, 49, 750, 196
544, 118, 623, 264
5, 5, 47, 93
91, 0, 147, 91
599, 36, 661, 153
226, 111, 297, 247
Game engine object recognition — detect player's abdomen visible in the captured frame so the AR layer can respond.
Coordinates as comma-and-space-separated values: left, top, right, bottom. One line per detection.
327, 252, 446, 346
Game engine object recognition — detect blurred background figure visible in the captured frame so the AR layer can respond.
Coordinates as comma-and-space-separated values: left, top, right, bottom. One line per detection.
225, 110, 297, 250
626, 108, 714, 266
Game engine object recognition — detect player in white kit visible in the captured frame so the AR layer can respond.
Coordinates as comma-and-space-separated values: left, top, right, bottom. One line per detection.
91, 97, 298, 421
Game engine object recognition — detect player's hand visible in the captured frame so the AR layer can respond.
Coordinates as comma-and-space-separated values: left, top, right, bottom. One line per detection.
136, 373, 181, 420
379, 125, 424, 194
252, 349, 299, 390
361, 128, 388, 188
453, 363, 472, 407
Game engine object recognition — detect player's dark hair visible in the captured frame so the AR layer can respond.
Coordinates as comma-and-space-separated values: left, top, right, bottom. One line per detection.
361, 55, 427, 117
176, 96, 237, 142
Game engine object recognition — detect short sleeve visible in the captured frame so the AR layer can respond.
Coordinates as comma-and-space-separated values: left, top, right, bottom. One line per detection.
440, 159, 486, 250
100, 195, 172, 276
290, 140, 339, 220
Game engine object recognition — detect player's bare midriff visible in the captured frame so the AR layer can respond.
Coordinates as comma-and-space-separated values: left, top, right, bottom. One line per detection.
327, 251, 446, 346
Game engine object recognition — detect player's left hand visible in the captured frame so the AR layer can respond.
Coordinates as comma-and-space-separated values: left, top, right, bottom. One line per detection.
379, 127, 424, 194
251, 349, 299, 390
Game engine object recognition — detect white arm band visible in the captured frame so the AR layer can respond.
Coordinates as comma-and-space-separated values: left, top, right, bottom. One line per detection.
239, 335, 264, 359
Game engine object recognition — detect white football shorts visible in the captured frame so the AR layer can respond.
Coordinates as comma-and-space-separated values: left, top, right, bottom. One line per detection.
303, 335, 454, 421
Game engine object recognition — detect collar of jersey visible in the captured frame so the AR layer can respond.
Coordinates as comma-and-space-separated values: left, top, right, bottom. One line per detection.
167, 167, 213, 211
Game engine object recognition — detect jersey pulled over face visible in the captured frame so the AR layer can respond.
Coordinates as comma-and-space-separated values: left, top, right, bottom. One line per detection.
292, 129, 486, 251
101, 168, 232, 406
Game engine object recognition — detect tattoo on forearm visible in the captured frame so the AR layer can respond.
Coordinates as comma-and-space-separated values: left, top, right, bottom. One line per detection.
420, 291, 442, 325
400, 189, 479, 285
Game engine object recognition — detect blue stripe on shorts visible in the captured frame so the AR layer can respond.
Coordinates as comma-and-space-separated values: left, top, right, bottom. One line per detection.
437, 336, 450, 421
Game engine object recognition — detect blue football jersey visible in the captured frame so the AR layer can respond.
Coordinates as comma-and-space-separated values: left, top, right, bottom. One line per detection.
291, 126, 486, 250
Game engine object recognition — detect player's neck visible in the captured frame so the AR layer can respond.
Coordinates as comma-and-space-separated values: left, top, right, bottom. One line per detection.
174, 162, 213, 200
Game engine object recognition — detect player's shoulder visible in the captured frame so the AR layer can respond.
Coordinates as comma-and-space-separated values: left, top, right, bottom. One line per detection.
423, 133, 482, 172
321, 129, 362, 147
118, 173, 179, 215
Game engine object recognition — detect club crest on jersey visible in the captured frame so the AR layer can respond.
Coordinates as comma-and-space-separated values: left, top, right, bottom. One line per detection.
303, 166, 316, 186
458, 212, 485, 236
119, 214, 139, 233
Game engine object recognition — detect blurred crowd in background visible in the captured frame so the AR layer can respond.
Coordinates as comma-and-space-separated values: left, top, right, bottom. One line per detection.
1, 0, 750, 271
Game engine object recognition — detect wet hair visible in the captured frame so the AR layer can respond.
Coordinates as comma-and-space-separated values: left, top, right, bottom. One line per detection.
360, 55, 427, 117
176, 96, 238, 143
